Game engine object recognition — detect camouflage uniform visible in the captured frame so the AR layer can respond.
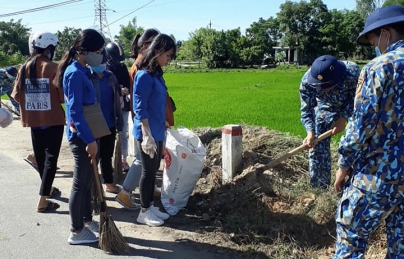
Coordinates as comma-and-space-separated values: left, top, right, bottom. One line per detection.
334, 40, 404, 258
0, 69, 19, 112
299, 62, 360, 188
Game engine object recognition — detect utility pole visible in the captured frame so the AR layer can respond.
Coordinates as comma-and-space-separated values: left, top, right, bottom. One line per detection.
208, 20, 212, 29
94, 0, 112, 39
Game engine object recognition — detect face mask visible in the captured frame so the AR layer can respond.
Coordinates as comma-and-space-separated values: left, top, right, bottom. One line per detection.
91, 64, 106, 74
84, 52, 103, 67
375, 30, 390, 57
7, 75, 15, 82
107, 59, 120, 69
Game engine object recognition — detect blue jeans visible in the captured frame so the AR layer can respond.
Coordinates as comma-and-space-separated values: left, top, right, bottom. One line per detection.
68, 136, 94, 231
0, 85, 20, 112
120, 111, 129, 158
122, 140, 142, 192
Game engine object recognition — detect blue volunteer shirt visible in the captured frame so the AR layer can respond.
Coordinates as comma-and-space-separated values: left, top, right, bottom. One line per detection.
99, 73, 115, 129
132, 69, 167, 142
63, 60, 97, 144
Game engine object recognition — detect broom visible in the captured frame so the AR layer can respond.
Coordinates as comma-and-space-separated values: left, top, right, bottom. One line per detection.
114, 133, 124, 184
92, 162, 130, 254
254, 129, 333, 196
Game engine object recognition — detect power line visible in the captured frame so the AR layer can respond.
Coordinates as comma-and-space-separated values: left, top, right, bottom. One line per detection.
0, 0, 83, 18
107, 0, 155, 26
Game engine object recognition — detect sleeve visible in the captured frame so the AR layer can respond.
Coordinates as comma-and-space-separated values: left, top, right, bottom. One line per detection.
133, 71, 153, 120
10, 69, 21, 103
340, 64, 360, 120
120, 63, 131, 90
65, 72, 95, 144
112, 74, 124, 132
299, 71, 317, 133
338, 65, 384, 169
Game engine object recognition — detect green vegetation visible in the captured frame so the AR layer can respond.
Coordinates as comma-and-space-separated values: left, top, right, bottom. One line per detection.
164, 68, 308, 138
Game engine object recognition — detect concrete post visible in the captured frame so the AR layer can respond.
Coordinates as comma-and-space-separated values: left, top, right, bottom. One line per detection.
221, 124, 243, 184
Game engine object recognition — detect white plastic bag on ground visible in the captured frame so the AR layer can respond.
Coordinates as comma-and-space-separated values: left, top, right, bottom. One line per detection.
161, 127, 206, 215
0, 108, 13, 128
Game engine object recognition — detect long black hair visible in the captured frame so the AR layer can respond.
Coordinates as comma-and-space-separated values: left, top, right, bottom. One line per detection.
130, 28, 160, 59
136, 34, 176, 76
54, 28, 105, 87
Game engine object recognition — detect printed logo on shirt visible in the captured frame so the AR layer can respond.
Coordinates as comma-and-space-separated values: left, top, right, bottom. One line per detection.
24, 78, 51, 111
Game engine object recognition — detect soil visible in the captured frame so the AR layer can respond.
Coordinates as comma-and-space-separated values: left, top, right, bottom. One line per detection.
2, 105, 387, 258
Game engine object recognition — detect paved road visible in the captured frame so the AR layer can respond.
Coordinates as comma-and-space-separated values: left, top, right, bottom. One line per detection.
0, 104, 236, 259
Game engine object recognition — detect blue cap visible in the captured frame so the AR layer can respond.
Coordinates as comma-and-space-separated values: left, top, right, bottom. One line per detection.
5, 66, 17, 77
357, 5, 404, 46
307, 55, 346, 89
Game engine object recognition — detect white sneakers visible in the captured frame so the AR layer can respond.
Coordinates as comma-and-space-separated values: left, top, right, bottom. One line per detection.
150, 205, 169, 220
137, 205, 170, 227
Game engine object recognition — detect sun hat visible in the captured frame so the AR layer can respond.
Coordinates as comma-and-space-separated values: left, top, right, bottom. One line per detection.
5, 66, 18, 77
357, 5, 404, 46
307, 55, 346, 89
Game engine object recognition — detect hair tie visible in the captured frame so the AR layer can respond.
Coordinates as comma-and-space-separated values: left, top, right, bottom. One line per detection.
69, 47, 76, 55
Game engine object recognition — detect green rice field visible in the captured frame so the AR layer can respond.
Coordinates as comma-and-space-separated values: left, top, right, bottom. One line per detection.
1, 69, 311, 138
164, 69, 307, 137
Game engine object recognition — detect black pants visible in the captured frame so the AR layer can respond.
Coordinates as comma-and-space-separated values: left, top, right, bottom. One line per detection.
138, 140, 163, 209
98, 127, 116, 184
31, 125, 64, 196
68, 135, 93, 231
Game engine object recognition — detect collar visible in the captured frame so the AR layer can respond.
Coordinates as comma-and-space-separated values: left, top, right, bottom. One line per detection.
386, 39, 404, 52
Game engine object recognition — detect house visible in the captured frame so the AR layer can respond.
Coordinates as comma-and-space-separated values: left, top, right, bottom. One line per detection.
272, 46, 303, 64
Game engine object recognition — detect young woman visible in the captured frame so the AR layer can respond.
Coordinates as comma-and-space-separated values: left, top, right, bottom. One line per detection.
133, 33, 176, 227
89, 50, 123, 193
12, 31, 65, 213
115, 28, 160, 211
55, 28, 104, 245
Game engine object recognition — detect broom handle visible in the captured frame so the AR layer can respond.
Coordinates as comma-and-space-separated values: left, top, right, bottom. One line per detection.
261, 129, 333, 170
92, 162, 105, 202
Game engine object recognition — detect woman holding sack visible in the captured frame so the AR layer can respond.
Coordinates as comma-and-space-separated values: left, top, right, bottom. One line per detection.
55, 28, 105, 245
12, 31, 65, 213
133, 34, 177, 227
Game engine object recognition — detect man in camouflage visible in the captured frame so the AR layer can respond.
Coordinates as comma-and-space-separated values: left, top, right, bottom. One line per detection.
333, 5, 404, 258
299, 56, 360, 188
0, 66, 20, 114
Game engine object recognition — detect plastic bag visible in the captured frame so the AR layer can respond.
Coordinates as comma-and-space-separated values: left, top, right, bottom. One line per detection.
0, 108, 13, 128
161, 127, 206, 215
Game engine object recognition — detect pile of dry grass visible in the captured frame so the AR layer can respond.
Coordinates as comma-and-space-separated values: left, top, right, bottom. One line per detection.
187, 125, 387, 257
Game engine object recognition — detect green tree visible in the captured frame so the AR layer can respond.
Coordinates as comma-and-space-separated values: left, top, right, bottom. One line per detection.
0, 19, 30, 56
115, 17, 143, 58
277, 0, 330, 62
383, 0, 404, 6
55, 27, 82, 60
356, 0, 385, 18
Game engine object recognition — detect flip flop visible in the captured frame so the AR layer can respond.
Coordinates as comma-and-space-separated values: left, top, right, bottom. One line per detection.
48, 187, 61, 199
37, 201, 60, 213
23, 158, 39, 172
23, 159, 60, 171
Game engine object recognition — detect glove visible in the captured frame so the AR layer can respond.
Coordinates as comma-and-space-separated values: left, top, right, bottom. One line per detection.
141, 125, 157, 158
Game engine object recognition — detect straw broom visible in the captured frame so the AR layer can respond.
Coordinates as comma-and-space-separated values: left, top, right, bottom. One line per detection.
114, 133, 124, 184
92, 162, 129, 254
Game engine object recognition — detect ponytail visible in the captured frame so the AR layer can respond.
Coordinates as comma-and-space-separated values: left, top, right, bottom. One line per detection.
54, 47, 76, 88
130, 33, 142, 59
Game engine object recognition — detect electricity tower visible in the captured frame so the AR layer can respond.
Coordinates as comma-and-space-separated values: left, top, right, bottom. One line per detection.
94, 0, 112, 39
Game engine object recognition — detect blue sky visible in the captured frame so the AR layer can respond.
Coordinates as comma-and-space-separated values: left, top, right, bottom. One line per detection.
0, 0, 356, 41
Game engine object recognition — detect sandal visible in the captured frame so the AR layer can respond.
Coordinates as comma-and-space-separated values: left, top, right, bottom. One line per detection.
37, 201, 60, 213
122, 162, 130, 173
48, 187, 61, 199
